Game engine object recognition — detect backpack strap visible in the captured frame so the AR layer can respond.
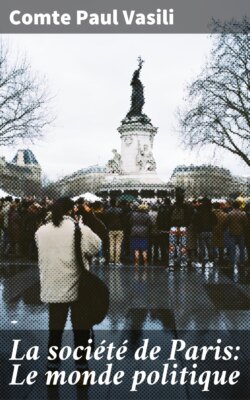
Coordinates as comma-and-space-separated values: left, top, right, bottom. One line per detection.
74, 222, 86, 272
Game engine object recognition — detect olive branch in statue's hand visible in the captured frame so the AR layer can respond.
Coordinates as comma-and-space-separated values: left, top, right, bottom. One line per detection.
137, 56, 144, 69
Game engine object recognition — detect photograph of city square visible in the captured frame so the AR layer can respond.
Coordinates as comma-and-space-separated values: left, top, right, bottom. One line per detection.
0, 25, 250, 399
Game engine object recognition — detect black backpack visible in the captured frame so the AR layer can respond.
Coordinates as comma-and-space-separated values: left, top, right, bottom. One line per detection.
170, 205, 185, 227
74, 223, 110, 327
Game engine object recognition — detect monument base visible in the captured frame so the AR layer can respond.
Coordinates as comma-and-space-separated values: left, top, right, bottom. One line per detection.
97, 172, 173, 199
105, 172, 163, 185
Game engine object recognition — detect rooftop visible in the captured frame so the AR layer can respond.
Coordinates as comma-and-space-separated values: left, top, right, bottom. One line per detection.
12, 149, 39, 166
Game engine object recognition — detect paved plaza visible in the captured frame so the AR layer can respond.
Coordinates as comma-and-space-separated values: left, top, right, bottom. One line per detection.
0, 262, 250, 399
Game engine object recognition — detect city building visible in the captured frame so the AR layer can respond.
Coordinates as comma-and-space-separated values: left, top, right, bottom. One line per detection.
232, 175, 250, 197
169, 164, 249, 199
0, 149, 41, 197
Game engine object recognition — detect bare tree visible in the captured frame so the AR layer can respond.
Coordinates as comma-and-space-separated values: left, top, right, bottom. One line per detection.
178, 18, 250, 167
0, 40, 53, 146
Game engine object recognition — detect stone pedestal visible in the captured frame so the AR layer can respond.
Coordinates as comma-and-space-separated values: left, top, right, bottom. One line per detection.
118, 114, 158, 175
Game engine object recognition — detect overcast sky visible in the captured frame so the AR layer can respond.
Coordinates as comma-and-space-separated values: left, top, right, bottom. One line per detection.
1, 34, 249, 181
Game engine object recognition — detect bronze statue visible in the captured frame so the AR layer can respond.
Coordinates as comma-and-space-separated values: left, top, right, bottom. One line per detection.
126, 57, 145, 118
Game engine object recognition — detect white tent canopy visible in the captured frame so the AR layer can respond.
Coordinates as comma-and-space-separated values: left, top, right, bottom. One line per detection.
72, 192, 102, 202
211, 198, 227, 203
0, 188, 11, 198
0, 189, 21, 199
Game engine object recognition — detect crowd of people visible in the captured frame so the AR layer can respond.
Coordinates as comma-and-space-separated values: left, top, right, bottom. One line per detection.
0, 189, 250, 269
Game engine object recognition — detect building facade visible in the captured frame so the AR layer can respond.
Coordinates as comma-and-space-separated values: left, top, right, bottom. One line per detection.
169, 164, 249, 199
0, 149, 41, 197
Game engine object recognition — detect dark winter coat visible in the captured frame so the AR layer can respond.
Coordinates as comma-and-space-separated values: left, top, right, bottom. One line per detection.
105, 206, 124, 231
8, 208, 22, 243
129, 210, 152, 238
212, 209, 228, 247
157, 205, 171, 231
193, 206, 217, 233
226, 209, 248, 236
79, 210, 107, 242
169, 202, 193, 228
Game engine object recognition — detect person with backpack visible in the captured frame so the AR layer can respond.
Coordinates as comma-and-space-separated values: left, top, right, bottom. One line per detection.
168, 188, 193, 268
35, 197, 101, 372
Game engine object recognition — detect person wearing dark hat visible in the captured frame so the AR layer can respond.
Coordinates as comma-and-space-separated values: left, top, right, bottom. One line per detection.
168, 188, 193, 268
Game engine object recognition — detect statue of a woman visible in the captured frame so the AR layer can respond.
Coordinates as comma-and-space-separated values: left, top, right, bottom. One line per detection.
136, 144, 156, 172
126, 57, 145, 118
107, 149, 122, 174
